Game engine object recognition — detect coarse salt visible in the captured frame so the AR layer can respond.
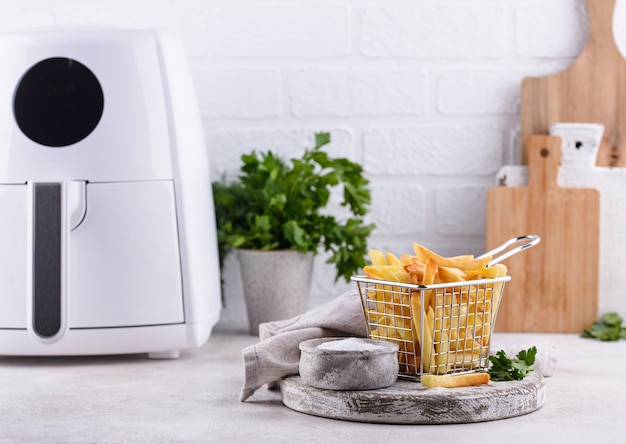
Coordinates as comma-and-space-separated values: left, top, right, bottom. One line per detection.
317, 338, 385, 351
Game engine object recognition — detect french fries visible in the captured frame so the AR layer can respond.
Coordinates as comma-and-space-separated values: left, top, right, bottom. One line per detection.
364, 251, 414, 372
421, 372, 490, 388
362, 242, 508, 379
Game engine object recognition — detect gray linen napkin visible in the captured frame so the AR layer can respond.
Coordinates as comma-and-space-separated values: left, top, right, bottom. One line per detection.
239, 289, 367, 401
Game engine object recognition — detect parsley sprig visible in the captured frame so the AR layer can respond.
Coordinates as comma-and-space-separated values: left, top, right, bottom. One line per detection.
488, 346, 537, 381
582, 312, 626, 341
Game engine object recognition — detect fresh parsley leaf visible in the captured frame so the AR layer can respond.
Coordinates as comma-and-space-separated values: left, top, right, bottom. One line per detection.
602, 312, 623, 327
488, 346, 537, 381
582, 312, 626, 341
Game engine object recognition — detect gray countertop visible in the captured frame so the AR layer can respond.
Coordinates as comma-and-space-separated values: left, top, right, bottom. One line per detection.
0, 331, 623, 443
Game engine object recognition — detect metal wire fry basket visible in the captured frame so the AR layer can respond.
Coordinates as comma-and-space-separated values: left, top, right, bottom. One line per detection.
352, 276, 511, 380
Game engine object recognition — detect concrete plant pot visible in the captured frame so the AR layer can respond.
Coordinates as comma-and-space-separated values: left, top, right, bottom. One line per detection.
237, 249, 314, 336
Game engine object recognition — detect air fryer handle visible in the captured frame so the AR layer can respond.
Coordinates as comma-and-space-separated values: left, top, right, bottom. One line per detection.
31, 183, 63, 338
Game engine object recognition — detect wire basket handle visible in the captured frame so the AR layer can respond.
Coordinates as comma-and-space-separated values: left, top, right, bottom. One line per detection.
479, 234, 541, 267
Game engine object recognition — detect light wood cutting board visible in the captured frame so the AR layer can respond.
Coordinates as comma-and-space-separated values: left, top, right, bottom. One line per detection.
486, 135, 599, 332
520, 0, 626, 166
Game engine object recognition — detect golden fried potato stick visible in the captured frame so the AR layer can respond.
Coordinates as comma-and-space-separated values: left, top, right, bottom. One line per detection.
413, 242, 493, 271
435, 329, 452, 374
368, 249, 386, 266
421, 257, 437, 309
421, 372, 490, 388
410, 293, 434, 373
363, 265, 409, 283
479, 263, 508, 347
424, 306, 435, 372
437, 266, 466, 283
411, 261, 435, 372
386, 252, 401, 266
403, 260, 424, 285
365, 250, 387, 315
465, 266, 500, 280
400, 254, 413, 267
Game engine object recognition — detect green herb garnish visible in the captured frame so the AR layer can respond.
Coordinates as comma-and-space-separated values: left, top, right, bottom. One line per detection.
488, 346, 537, 381
582, 312, 626, 341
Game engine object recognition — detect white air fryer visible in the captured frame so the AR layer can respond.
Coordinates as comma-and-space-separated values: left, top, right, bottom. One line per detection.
0, 28, 221, 357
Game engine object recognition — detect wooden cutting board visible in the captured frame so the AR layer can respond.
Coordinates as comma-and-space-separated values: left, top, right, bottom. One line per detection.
486, 135, 599, 332
520, 0, 626, 167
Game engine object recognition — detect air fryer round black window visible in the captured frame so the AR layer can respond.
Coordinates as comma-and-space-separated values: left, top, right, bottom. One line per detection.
13, 57, 104, 147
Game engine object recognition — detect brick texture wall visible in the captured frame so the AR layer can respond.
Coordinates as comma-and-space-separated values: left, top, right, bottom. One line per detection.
3, 0, 623, 332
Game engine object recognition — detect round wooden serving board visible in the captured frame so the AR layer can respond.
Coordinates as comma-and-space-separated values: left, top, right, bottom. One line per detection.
281, 373, 545, 424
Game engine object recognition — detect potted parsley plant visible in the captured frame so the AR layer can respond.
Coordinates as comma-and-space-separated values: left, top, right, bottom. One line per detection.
212, 132, 375, 335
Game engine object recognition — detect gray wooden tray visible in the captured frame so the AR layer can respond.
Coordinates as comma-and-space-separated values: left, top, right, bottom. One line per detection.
281, 372, 545, 424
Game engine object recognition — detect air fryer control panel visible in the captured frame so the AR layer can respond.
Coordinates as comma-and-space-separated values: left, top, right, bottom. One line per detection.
14, 57, 104, 147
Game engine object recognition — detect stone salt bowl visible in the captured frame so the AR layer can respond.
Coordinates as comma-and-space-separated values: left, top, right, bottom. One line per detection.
298, 337, 399, 391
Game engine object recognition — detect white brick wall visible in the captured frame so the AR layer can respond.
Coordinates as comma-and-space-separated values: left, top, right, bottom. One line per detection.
288, 68, 428, 116
360, 5, 507, 58
214, 6, 350, 58
194, 67, 282, 118
3, 0, 625, 332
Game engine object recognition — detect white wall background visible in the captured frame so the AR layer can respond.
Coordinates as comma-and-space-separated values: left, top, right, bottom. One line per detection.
2, 0, 623, 333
